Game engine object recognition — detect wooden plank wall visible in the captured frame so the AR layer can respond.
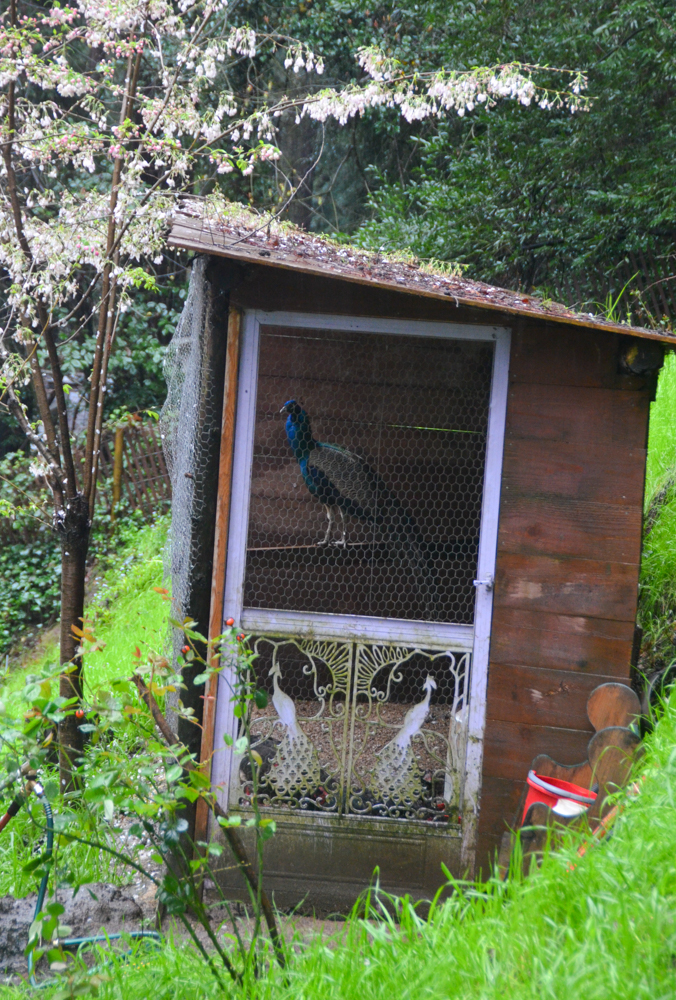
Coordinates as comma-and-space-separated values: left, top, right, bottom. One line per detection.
476, 321, 651, 872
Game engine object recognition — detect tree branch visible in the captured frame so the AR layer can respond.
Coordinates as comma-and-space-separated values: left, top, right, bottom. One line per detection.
84, 44, 144, 507
3, 382, 57, 471
41, 322, 78, 499
23, 336, 60, 464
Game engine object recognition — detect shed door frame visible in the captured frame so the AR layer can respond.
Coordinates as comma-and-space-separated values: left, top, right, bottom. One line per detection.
213, 309, 511, 867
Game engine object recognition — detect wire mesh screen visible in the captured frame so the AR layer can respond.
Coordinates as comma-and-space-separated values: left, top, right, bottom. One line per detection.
160, 257, 208, 625
232, 635, 469, 823
160, 259, 227, 750
243, 325, 493, 625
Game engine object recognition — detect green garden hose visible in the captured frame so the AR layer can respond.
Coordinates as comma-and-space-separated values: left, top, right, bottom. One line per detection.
26, 785, 162, 987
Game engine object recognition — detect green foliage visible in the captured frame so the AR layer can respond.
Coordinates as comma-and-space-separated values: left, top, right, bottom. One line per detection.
0, 555, 284, 987
261, 701, 676, 1000
0, 801, 126, 900
0, 453, 61, 652
0, 450, 166, 656
5, 935, 229, 1000
86, 278, 186, 420
0, 540, 61, 652
638, 354, 676, 670
354, 0, 676, 306
3, 698, 676, 999
83, 520, 171, 695
645, 353, 676, 501
34, 277, 186, 441
0, 518, 172, 901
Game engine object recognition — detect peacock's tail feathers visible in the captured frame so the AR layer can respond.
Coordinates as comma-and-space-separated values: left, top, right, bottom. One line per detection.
372, 740, 424, 807
382, 521, 440, 621
268, 729, 321, 799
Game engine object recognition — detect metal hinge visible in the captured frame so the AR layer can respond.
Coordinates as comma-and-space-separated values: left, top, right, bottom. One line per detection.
473, 575, 494, 592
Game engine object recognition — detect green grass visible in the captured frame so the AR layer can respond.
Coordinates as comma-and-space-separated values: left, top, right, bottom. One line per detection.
646, 351, 676, 501
2, 516, 169, 701
640, 356, 676, 664
0, 516, 170, 899
1, 695, 675, 999
83, 516, 170, 694
275, 698, 676, 1000
273, 698, 676, 1000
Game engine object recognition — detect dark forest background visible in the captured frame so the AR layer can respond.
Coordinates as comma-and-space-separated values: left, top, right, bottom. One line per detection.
5, 0, 676, 458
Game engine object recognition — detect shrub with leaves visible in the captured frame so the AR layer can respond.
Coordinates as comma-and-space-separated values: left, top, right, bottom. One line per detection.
0, 616, 285, 991
0, 452, 61, 650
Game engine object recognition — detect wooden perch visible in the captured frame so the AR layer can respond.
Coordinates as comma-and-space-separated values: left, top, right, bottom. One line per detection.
131, 673, 285, 968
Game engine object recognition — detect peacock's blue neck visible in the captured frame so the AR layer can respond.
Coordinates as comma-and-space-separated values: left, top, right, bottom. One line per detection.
285, 412, 316, 462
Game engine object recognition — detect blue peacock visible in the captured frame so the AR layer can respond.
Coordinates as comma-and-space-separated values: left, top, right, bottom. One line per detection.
280, 399, 437, 616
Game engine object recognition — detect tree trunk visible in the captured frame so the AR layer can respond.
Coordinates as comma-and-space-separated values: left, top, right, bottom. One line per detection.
56, 492, 90, 789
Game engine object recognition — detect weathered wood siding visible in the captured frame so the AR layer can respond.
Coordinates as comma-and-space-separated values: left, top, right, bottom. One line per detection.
475, 321, 651, 872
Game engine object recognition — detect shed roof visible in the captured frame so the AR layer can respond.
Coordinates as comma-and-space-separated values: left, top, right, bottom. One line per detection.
169, 200, 674, 344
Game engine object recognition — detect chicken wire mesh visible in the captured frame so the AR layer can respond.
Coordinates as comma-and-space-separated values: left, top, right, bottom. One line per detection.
245, 325, 493, 624
160, 257, 206, 621
225, 322, 494, 824
160, 258, 225, 722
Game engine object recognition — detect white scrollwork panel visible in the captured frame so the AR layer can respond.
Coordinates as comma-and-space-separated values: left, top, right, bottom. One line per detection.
231, 635, 470, 825
348, 646, 469, 821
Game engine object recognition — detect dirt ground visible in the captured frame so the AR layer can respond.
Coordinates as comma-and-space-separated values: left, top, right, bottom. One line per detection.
0, 878, 345, 985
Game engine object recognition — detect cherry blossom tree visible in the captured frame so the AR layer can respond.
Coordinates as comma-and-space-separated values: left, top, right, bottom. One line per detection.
0, 0, 587, 784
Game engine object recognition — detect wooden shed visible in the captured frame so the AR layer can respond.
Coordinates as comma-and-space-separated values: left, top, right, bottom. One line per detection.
165, 201, 672, 909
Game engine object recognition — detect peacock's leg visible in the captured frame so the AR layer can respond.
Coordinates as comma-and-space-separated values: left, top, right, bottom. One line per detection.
331, 506, 347, 547
318, 504, 334, 545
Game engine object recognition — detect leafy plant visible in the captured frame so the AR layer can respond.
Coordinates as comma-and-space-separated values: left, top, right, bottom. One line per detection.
0, 616, 286, 992
354, 0, 676, 315
596, 273, 639, 325
0, 450, 162, 657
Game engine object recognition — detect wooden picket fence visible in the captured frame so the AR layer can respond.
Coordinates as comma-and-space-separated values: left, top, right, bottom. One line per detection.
98, 421, 171, 520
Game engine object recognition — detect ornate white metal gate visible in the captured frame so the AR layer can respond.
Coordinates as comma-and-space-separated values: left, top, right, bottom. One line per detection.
232, 636, 470, 823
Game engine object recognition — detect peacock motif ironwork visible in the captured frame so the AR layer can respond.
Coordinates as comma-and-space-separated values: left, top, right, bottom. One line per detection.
232, 634, 470, 824
372, 675, 437, 808
266, 661, 321, 799
235, 636, 350, 813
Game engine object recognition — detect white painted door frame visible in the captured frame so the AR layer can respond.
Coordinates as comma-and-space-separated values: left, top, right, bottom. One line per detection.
211, 309, 510, 869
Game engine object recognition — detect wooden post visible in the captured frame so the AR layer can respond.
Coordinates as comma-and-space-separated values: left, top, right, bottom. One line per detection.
194, 305, 242, 846
111, 425, 124, 521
